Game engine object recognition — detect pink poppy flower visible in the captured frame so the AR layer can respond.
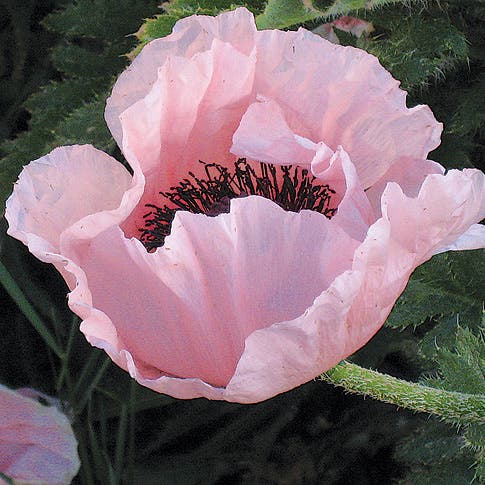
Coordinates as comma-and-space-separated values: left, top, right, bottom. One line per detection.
5, 8, 485, 403
0, 385, 80, 484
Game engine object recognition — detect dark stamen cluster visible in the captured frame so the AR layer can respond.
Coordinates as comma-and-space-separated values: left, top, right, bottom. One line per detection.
140, 159, 336, 251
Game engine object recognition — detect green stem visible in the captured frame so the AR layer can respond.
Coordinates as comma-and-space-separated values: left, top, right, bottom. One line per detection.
0, 261, 65, 359
322, 361, 485, 425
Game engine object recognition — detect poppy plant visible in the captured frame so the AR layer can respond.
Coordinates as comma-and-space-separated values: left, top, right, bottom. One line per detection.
5, 8, 485, 403
0, 385, 80, 484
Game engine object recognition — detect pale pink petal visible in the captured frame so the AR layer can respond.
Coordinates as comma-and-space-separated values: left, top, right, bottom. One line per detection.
224, 270, 362, 403
223, 169, 485, 403
119, 38, 256, 234
380, 169, 485, 258
311, 145, 374, 240
343, 168, 485, 354
231, 102, 374, 241
65, 196, 358, 395
106, 7, 256, 146
365, 157, 445, 216
5, 145, 131, 257
231, 96, 320, 165
252, 27, 442, 187
113, 7, 441, 198
5, 144, 141, 288
438, 224, 485, 252
0, 384, 79, 484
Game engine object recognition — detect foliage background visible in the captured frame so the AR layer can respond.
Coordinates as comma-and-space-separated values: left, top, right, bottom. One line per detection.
0, 0, 483, 483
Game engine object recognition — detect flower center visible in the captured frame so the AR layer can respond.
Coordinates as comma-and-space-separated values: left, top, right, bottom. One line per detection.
139, 159, 336, 251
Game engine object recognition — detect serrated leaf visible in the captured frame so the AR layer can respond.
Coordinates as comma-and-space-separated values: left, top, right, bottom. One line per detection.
51, 43, 128, 80
256, 0, 324, 29
386, 250, 484, 331
136, 14, 178, 45
449, 73, 485, 137
362, 15, 468, 90
131, 15, 179, 58
43, 0, 159, 40
395, 421, 476, 485
53, 96, 115, 152
419, 315, 461, 361
396, 421, 468, 466
25, 79, 100, 131
423, 326, 485, 395
165, 0, 264, 15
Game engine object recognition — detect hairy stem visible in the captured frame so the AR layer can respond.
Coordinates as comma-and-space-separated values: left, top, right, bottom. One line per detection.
322, 361, 485, 425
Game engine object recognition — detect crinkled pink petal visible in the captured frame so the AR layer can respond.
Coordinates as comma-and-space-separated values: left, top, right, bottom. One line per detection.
5, 144, 144, 292
119, 38, 256, 235
231, 95, 375, 240
0, 384, 79, 484
438, 224, 485, 253
223, 170, 485, 403
231, 96, 319, 165
113, 7, 441, 200
312, 146, 374, 241
380, 168, 485, 258
231, 101, 373, 241
343, 169, 485, 354
67, 196, 358, 392
224, 270, 362, 402
105, 7, 257, 146
365, 156, 445, 216
5, 145, 132, 256
251, 25, 442, 187
5, 145, 138, 288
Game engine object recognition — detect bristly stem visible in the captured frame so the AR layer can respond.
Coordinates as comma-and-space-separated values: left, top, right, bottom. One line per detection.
322, 361, 485, 425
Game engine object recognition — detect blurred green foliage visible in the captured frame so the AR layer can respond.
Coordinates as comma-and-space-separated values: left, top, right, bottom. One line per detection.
0, 0, 484, 483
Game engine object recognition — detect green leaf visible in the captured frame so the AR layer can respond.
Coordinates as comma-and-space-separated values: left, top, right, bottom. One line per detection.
448, 73, 485, 137
361, 15, 468, 91
24, 79, 100, 132
256, 0, 324, 30
135, 14, 178, 48
395, 421, 476, 485
51, 43, 128, 80
386, 250, 484, 331
43, 0, 159, 40
52, 96, 115, 152
423, 326, 485, 396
